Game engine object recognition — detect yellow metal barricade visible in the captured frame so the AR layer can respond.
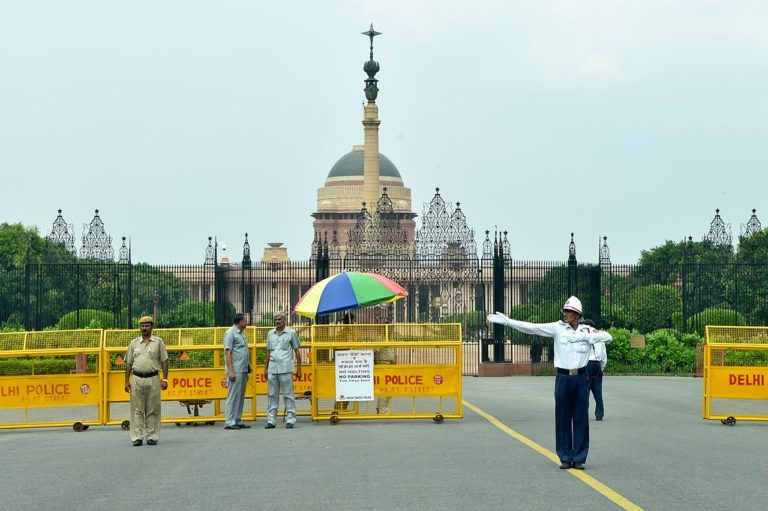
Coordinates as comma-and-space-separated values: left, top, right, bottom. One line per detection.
103, 327, 257, 427
0, 330, 102, 430
311, 323, 463, 424
703, 326, 768, 425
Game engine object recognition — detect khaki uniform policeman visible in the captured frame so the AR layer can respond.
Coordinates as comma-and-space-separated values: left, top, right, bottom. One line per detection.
124, 316, 169, 446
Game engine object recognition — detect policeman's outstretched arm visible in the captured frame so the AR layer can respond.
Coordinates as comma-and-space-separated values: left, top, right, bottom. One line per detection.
487, 312, 512, 326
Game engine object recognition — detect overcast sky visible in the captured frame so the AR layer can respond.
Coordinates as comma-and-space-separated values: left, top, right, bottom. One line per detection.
1, 1, 766, 265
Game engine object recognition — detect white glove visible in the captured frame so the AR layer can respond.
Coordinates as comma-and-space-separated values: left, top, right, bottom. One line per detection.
487, 312, 512, 327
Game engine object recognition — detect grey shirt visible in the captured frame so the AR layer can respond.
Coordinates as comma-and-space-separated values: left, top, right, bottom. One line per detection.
266, 327, 300, 374
224, 326, 250, 373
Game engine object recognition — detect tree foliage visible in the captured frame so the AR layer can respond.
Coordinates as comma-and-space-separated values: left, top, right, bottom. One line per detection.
724, 229, 768, 324
0, 222, 78, 270
157, 301, 231, 328
0, 223, 191, 329
635, 239, 733, 286
629, 284, 680, 333
686, 306, 747, 336
527, 265, 596, 305
606, 327, 699, 373
57, 309, 121, 329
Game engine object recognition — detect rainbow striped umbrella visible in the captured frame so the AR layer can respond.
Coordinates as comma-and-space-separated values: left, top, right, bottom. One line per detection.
294, 271, 408, 319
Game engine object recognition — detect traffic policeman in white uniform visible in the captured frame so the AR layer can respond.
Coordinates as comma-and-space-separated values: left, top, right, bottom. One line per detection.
488, 296, 612, 469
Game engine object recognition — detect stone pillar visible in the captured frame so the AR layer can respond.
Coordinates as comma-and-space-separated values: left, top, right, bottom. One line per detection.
362, 102, 381, 212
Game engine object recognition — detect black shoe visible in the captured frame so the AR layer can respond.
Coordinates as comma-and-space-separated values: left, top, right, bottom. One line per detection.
236, 423, 251, 429
559, 461, 572, 469
596, 416, 603, 421
132, 439, 143, 446
572, 462, 585, 470
147, 439, 157, 445
224, 425, 241, 430
264, 423, 276, 429
286, 423, 294, 429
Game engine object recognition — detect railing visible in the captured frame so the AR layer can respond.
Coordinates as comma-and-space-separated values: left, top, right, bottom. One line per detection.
2, 261, 767, 338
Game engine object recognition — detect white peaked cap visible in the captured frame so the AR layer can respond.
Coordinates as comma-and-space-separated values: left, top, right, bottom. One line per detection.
562, 296, 583, 316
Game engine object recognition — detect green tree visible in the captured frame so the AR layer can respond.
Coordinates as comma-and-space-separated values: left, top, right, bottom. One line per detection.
57, 309, 120, 329
724, 229, 768, 324
0, 223, 79, 328
157, 301, 229, 328
638, 329, 697, 372
634, 239, 733, 287
527, 265, 595, 304
629, 284, 681, 333
0, 222, 78, 270
604, 328, 637, 367
633, 240, 734, 320
686, 306, 747, 336
129, 263, 190, 320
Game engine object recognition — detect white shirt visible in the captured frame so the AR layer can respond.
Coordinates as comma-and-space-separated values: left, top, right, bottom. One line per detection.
266, 327, 300, 375
587, 327, 608, 370
505, 319, 612, 370
589, 339, 608, 369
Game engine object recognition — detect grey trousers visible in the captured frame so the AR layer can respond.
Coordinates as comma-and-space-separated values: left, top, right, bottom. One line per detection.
267, 372, 296, 425
224, 372, 249, 427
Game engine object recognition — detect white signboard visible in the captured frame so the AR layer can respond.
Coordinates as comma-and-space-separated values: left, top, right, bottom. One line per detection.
335, 349, 374, 401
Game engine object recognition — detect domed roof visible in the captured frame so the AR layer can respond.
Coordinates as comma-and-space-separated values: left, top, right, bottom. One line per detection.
327, 147, 401, 179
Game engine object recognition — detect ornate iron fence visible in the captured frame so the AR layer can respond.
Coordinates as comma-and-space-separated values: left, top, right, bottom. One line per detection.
2, 259, 767, 337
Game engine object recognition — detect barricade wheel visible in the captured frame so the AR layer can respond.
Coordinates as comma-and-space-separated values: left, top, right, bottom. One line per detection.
175, 423, 182, 427
726, 416, 736, 426
330, 415, 340, 425
720, 419, 728, 425
206, 421, 215, 426
121, 420, 130, 430
73, 422, 84, 432
433, 414, 444, 424
83, 425, 90, 430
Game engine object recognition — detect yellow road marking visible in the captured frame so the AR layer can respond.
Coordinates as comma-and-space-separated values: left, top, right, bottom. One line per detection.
463, 400, 644, 511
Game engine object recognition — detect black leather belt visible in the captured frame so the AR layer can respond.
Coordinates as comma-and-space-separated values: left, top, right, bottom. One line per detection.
557, 367, 586, 376
133, 370, 159, 378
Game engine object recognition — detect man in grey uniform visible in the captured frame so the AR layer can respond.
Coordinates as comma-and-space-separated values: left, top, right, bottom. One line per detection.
224, 313, 251, 430
124, 315, 169, 446
264, 311, 302, 429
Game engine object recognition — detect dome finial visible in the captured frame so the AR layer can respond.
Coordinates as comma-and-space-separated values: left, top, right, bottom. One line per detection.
362, 23, 382, 61
361, 24, 382, 102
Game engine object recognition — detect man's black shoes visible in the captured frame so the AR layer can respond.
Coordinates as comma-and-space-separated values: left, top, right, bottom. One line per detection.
264, 423, 276, 429
147, 439, 157, 445
236, 423, 251, 429
132, 439, 143, 446
224, 425, 240, 430
559, 461, 572, 469
572, 462, 585, 470
286, 423, 294, 429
